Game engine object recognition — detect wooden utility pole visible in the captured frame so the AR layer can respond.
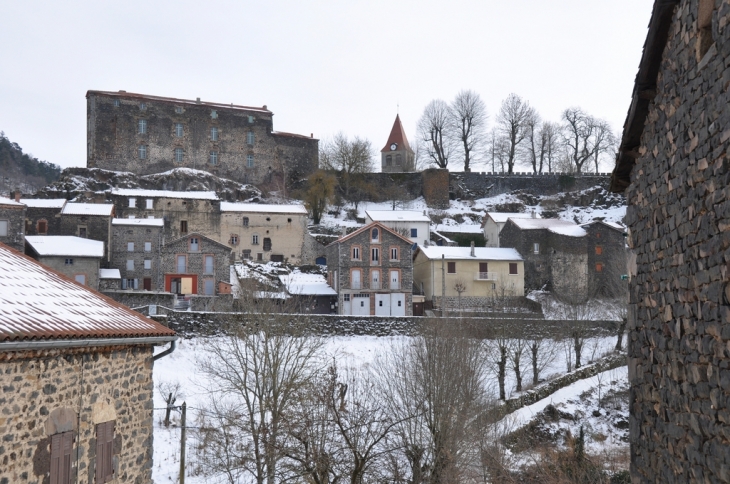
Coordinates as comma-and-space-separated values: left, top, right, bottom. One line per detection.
441, 254, 447, 318
180, 401, 186, 484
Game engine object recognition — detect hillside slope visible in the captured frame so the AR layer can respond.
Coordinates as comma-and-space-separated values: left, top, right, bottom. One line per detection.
0, 132, 61, 196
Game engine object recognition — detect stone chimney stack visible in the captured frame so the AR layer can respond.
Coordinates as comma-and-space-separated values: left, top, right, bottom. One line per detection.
470, 240, 475, 257
14, 190, 21, 203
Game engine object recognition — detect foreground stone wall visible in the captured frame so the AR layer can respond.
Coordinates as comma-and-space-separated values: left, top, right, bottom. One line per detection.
0, 345, 155, 484
624, 1, 730, 482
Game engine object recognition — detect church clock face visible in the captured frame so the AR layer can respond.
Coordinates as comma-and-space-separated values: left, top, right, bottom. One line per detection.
390, 143, 397, 151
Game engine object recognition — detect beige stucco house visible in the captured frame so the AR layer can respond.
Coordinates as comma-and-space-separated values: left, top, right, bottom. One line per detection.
413, 245, 524, 309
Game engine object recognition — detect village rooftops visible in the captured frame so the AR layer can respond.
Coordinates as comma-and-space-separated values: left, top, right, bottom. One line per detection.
434, 224, 483, 234
365, 210, 431, 223
507, 218, 587, 237
19, 198, 68, 208
111, 188, 219, 200
484, 212, 541, 224
87, 90, 273, 114
61, 203, 115, 216
0, 196, 25, 207
279, 273, 337, 296
25, 236, 105, 258
112, 218, 164, 227
416, 246, 523, 261
220, 202, 308, 214
99, 268, 121, 279
0, 243, 175, 342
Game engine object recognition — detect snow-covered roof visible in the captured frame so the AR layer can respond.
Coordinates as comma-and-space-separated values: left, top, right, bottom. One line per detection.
0, 196, 25, 207
486, 212, 540, 224
61, 203, 114, 216
26, 236, 105, 258
508, 218, 587, 237
0, 244, 175, 342
111, 188, 219, 200
20, 198, 67, 208
417, 246, 523, 261
581, 220, 625, 231
220, 202, 308, 214
254, 291, 290, 300
279, 273, 337, 296
112, 218, 164, 227
99, 268, 121, 279
365, 210, 430, 223
434, 224, 483, 234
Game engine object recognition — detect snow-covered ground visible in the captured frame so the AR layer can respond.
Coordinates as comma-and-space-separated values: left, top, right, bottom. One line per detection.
151, 334, 622, 483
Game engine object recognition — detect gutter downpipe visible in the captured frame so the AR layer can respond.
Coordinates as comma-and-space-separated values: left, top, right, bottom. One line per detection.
0, 335, 178, 361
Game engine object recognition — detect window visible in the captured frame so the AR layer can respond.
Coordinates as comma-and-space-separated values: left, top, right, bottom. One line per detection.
37, 220, 48, 234
204, 279, 215, 295
395, 154, 402, 165
596, 263, 604, 272
596, 232, 601, 239
127, 242, 134, 251
509, 263, 518, 275
410, 228, 418, 238
144, 259, 152, 270
252, 234, 259, 245
247, 154, 254, 167
595, 246, 603, 255
139, 102, 146, 110
75, 274, 86, 285
146, 199, 153, 209
344, 293, 350, 302
122, 278, 137, 289
371, 247, 380, 264
65, 258, 74, 265
175, 148, 184, 162
175, 106, 183, 113
78, 226, 87, 238
189, 237, 199, 252
533, 242, 540, 254
352, 246, 360, 260
243, 217, 249, 227
50, 430, 73, 484
371, 269, 380, 289
144, 241, 152, 252
138, 145, 147, 159
138, 119, 147, 134
371, 228, 379, 242
143, 278, 152, 290
390, 247, 398, 260
242, 249, 251, 259
263, 237, 272, 251
0, 220, 7, 236
209, 151, 218, 165
230, 235, 239, 245
204, 255, 214, 274
126, 260, 134, 271
351, 269, 362, 289
447, 262, 456, 274
386, 155, 392, 166
247, 131, 255, 145
211, 110, 218, 119
180, 220, 188, 234
248, 115, 254, 124
176, 255, 186, 273
175, 123, 184, 137
390, 270, 400, 289
95, 420, 115, 483
211, 127, 219, 141
479, 262, 489, 279
114, 99, 120, 107
257, 252, 263, 261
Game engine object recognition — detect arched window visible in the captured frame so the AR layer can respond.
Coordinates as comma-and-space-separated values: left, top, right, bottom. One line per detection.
371, 228, 379, 242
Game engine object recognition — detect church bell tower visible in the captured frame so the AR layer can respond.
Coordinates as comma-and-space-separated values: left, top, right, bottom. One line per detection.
381, 114, 415, 172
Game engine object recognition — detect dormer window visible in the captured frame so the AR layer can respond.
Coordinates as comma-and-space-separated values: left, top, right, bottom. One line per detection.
189, 237, 199, 252
371, 228, 379, 242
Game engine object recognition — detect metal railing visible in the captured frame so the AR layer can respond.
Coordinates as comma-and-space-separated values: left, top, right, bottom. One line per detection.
475, 272, 499, 281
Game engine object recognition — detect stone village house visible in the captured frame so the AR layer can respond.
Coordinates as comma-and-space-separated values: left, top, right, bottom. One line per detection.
110, 218, 165, 291
161, 232, 232, 296
364, 210, 431, 246
0, 242, 176, 484
609, 0, 730, 481
481, 211, 541, 248
325, 222, 414, 316
0, 195, 26, 252
19, 198, 67, 237
25, 235, 105, 290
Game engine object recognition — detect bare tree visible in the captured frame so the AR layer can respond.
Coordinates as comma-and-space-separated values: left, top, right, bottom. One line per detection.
561, 107, 615, 174
488, 127, 510, 173
540, 121, 562, 173
453, 278, 467, 315
157, 380, 183, 428
305, 170, 336, 225
523, 112, 542, 173
590, 119, 618, 173
320, 132, 375, 198
495, 93, 536, 174
528, 337, 560, 386
450, 90, 488, 172
486, 331, 510, 401
508, 338, 527, 393
417, 100, 453, 169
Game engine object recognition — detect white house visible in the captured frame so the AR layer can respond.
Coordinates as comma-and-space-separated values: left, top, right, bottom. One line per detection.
481, 212, 540, 247
364, 210, 430, 245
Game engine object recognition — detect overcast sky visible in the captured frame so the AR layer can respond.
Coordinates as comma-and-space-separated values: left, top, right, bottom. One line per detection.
0, 0, 654, 171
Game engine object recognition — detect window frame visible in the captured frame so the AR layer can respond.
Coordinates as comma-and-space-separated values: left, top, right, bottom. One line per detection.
138, 119, 147, 134
0, 220, 7, 237
209, 151, 218, 165
180, 220, 188, 234
247, 131, 255, 145
74, 274, 86, 285
596, 262, 604, 272
145, 199, 153, 209
144, 259, 152, 270
509, 262, 519, 275
389, 269, 401, 289
95, 420, 115, 483
144, 241, 152, 252
533, 242, 540, 254
371, 269, 381, 289
252, 234, 259, 245
189, 237, 200, 252
65, 258, 74, 265
37, 219, 48, 234
127, 242, 134, 252
138, 145, 147, 159
204, 254, 215, 274
50, 430, 74, 484
595, 246, 603, 255
351, 245, 361, 261
350, 268, 362, 290
410, 228, 417, 238
174, 148, 184, 163
176, 254, 187, 273
246, 154, 254, 168
210, 127, 219, 141
203, 278, 215, 295
371, 246, 380, 265
243, 217, 249, 227
447, 262, 456, 274
390, 246, 398, 261
175, 123, 184, 137
126, 259, 134, 271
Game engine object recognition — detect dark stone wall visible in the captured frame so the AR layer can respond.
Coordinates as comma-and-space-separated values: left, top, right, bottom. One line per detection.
110, 223, 164, 291
161, 234, 231, 295
0, 203, 25, 252
451, 172, 611, 199
59, 214, 112, 264
624, 1, 730, 482
102, 290, 175, 309
584, 223, 628, 297
24, 206, 63, 236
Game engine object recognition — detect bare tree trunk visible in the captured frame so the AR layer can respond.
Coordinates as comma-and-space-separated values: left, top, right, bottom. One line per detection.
498, 345, 507, 400
574, 332, 583, 369
615, 317, 627, 351
531, 342, 539, 386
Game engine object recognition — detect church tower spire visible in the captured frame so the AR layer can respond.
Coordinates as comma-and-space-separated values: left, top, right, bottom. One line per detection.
381, 114, 415, 172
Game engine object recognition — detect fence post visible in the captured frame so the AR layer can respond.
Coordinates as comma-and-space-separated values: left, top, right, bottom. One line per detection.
180, 401, 186, 484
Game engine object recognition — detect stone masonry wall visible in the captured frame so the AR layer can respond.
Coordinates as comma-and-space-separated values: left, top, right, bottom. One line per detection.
625, 1, 730, 482
111, 223, 164, 291
0, 345, 155, 484
0, 203, 25, 252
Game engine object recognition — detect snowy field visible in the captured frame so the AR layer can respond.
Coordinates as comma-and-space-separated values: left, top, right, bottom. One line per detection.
151, 334, 623, 483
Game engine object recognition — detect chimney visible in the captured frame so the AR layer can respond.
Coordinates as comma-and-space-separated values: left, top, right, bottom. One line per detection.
310, 133, 313, 138
196, 97, 201, 104
263, 105, 267, 110
470, 240, 475, 257
341, 227, 347, 238
14, 190, 21, 203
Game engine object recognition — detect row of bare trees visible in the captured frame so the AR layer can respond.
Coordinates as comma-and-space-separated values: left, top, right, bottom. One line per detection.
417, 92, 617, 174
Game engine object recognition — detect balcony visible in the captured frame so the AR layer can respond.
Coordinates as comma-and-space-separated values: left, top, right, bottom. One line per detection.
475, 272, 498, 281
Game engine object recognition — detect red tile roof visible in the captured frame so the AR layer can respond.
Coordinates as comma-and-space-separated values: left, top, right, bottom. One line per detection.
381, 114, 412, 153
0, 243, 175, 342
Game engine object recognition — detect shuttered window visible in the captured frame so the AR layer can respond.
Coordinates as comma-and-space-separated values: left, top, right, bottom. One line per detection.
95, 420, 115, 483
50, 431, 73, 484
